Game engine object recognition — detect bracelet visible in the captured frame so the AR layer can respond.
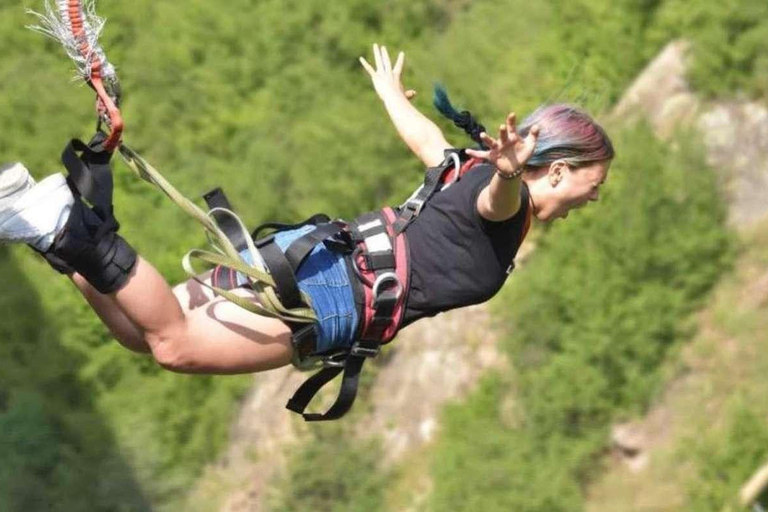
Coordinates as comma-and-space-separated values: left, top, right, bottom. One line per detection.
495, 167, 525, 180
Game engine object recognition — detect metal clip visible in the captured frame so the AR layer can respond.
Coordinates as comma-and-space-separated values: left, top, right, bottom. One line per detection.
350, 342, 379, 358
444, 152, 462, 185
372, 272, 403, 303
322, 351, 349, 368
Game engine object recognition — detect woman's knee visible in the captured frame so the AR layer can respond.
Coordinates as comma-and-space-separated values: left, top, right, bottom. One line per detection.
145, 328, 191, 372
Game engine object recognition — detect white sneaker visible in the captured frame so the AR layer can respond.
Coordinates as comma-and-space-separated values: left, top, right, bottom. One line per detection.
0, 163, 74, 251
0, 162, 34, 206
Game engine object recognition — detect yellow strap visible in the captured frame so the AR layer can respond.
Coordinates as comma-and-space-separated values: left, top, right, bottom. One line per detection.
117, 143, 318, 325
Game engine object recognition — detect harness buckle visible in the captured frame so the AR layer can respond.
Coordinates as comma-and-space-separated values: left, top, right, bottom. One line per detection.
322, 351, 349, 368
404, 197, 426, 216
350, 342, 379, 358
372, 272, 403, 304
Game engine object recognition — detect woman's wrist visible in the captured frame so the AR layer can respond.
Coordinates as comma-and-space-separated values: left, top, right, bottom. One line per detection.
495, 166, 525, 180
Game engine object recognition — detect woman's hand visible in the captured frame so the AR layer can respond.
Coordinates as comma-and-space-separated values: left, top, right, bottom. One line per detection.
466, 113, 540, 176
360, 43, 416, 103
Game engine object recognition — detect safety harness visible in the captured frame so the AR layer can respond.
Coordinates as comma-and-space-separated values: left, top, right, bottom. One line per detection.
206, 150, 483, 421
29, 0, 497, 422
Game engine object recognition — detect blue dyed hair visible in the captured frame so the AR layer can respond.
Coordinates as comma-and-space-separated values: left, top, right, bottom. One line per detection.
433, 85, 488, 148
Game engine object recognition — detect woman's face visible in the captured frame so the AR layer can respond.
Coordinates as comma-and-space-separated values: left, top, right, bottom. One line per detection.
533, 160, 610, 221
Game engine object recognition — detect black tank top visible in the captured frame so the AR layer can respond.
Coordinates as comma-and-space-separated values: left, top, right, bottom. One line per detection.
401, 164, 531, 327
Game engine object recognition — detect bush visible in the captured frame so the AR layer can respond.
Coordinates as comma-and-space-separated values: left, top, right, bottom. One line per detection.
269, 423, 390, 512
685, 400, 768, 511
652, 0, 768, 99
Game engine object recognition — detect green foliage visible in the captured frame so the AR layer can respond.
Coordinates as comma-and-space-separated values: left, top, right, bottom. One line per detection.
430, 374, 586, 512
269, 423, 389, 512
429, 124, 732, 511
0, 248, 149, 511
652, 0, 768, 99
684, 400, 768, 511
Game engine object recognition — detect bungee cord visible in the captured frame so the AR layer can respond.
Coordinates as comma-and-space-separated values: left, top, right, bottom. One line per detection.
28, 0, 123, 151
26, 0, 319, 341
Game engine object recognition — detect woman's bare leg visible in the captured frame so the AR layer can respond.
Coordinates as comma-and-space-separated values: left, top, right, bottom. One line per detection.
72, 272, 150, 353
70, 256, 294, 374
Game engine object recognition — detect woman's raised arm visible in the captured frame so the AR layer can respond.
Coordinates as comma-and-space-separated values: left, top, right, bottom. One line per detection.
360, 44, 451, 167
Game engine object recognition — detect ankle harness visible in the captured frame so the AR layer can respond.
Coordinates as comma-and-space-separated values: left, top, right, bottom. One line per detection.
45, 133, 137, 293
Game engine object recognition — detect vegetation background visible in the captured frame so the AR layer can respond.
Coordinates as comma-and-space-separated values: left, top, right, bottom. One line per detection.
0, 0, 766, 510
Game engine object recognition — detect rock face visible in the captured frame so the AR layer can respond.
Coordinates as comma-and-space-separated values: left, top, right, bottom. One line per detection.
611, 40, 700, 138
361, 304, 507, 466
699, 104, 768, 226
191, 303, 506, 511
612, 40, 768, 227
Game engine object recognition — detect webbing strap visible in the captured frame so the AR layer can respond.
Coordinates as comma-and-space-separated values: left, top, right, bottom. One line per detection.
61, 133, 115, 224
284, 223, 345, 270
257, 238, 303, 309
285, 350, 370, 422
393, 149, 469, 235
118, 144, 317, 325
393, 165, 445, 234
203, 188, 249, 253
251, 214, 331, 240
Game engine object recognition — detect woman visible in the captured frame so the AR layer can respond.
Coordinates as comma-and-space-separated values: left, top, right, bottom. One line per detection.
0, 45, 612, 380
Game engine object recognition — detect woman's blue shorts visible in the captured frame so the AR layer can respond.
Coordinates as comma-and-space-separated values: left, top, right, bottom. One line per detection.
236, 225, 359, 353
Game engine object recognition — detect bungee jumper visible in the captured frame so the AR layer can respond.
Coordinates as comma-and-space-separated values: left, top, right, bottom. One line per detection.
1, 2, 613, 421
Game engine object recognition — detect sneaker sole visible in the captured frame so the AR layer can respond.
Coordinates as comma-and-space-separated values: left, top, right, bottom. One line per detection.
0, 163, 35, 206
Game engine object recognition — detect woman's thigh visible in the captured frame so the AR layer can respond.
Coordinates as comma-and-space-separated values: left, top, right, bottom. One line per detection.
173, 270, 218, 314
170, 271, 294, 373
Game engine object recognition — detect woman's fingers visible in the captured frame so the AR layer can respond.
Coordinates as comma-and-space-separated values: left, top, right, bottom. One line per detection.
499, 124, 509, 145
392, 52, 405, 76
506, 112, 517, 139
359, 56, 376, 77
405, 89, 417, 100
527, 124, 540, 145
393, 51, 405, 77
373, 43, 383, 71
381, 46, 393, 74
524, 124, 540, 152
479, 132, 498, 149
465, 148, 491, 160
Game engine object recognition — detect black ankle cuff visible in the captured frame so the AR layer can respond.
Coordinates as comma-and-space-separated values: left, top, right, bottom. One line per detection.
51, 200, 137, 294
35, 247, 75, 275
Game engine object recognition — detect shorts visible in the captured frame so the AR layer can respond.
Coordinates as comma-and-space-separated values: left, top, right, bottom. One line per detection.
236, 225, 359, 353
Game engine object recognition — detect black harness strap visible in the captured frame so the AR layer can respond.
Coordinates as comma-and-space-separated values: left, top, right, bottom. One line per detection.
61, 133, 118, 232
286, 339, 379, 421
251, 213, 331, 240
393, 163, 449, 234
256, 236, 304, 309
283, 222, 345, 270
255, 220, 346, 309
203, 188, 249, 253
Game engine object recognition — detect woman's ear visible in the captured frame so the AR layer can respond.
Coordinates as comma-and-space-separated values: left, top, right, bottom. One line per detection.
548, 160, 569, 187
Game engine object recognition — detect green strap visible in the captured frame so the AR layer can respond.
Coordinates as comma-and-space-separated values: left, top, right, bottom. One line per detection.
117, 143, 317, 325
